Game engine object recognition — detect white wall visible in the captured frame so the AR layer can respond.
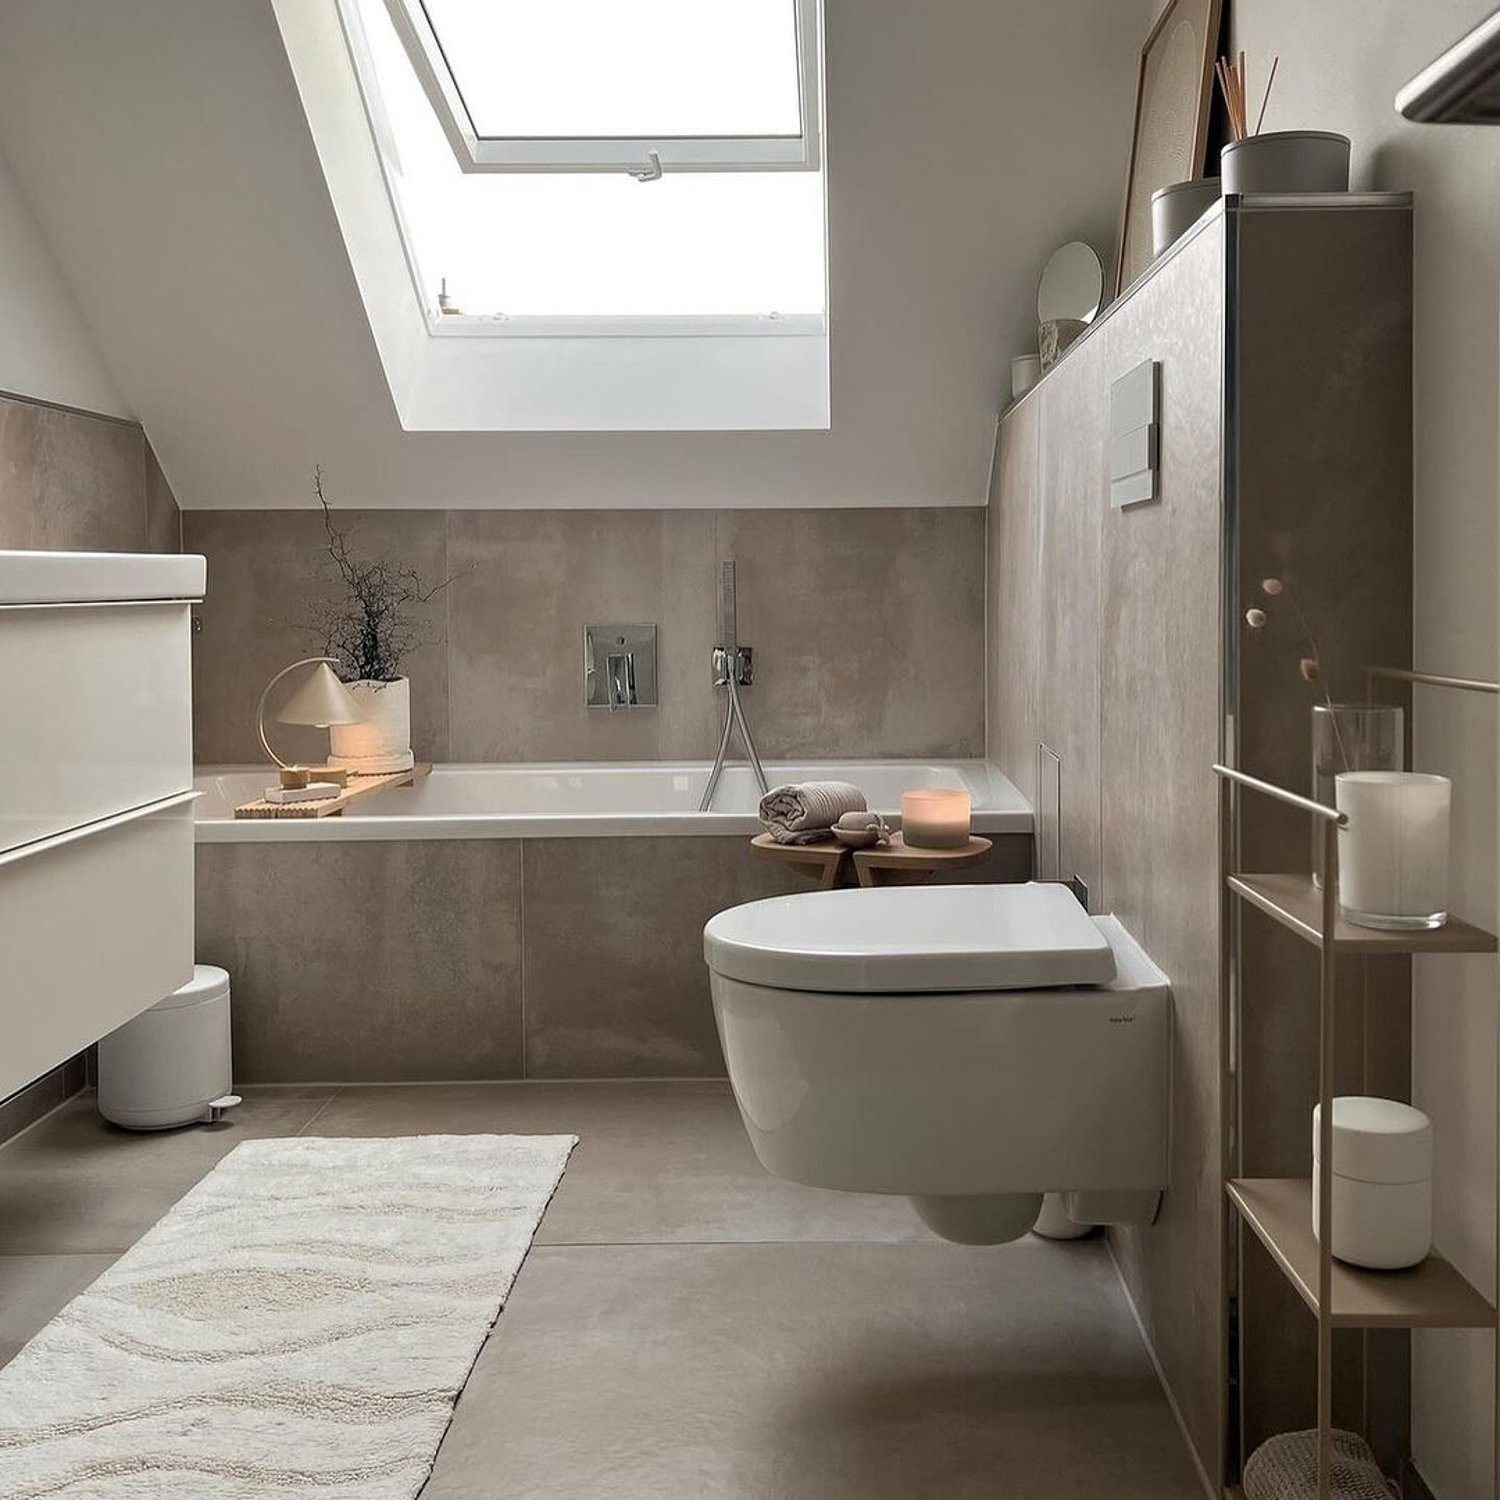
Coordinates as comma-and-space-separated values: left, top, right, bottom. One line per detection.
0, 0, 1154, 509
1224, 5, 1500, 1496
0, 143, 128, 418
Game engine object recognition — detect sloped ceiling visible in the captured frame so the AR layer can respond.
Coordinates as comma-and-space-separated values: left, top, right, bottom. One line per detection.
0, 0, 1152, 509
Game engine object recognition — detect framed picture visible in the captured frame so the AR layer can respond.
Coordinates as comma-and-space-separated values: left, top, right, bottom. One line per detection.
1115, 0, 1222, 297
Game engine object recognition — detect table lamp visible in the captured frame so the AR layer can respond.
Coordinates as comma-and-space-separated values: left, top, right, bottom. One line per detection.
256, 656, 365, 771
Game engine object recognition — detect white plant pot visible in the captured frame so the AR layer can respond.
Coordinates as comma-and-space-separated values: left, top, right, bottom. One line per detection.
328, 677, 414, 774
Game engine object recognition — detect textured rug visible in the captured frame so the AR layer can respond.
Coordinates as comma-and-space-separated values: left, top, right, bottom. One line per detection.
0, 1133, 575, 1499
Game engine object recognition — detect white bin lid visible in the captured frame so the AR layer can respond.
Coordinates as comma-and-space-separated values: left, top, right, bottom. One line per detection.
703, 882, 1116, 994
151, 964, 230, 1012
1314, 1096, 1432, 1185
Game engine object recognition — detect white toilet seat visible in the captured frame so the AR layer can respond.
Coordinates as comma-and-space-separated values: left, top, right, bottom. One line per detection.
703, 881, 1116, 994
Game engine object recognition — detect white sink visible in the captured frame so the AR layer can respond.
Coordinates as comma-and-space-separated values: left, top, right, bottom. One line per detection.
0, 549, 205, 605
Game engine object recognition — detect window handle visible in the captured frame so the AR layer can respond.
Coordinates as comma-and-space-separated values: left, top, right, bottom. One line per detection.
628, 150, 663, 182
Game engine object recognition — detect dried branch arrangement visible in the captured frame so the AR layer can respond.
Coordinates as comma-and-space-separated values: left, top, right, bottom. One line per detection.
303, 467, 463, 683
1245, 574, 1349, 767
1217, 52, 1279, 142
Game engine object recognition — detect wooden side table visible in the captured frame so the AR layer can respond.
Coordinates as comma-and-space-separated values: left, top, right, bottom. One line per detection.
750, 831, 992, 890
852, 833, 992, 887
749, 833, 851, 889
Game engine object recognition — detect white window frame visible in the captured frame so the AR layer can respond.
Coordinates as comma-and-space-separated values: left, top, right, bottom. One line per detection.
381, 0, 822, 176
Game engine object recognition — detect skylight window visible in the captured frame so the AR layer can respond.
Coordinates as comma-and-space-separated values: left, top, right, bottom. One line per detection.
341, 0, 826, 324
385, 0, 818, 173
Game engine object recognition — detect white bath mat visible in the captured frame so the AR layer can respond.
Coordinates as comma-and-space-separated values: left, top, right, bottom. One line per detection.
0, 1133, 575, 1499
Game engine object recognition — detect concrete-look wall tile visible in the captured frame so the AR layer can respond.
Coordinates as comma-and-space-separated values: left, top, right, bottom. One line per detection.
144, 442, 181, 554
193, 506, 986, 766
1096, 219, 1225, 1480
446, 510, 719, 762
195, 840, 522, 1082
185, 509, 450, 765
716, 509, 986, 759
522, 837, 803, 1078
988, 401, 1041, 799
0, 396, 146, 552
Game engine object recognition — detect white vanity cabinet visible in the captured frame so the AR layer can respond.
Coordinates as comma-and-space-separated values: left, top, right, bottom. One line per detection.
0, 550, 205, 1099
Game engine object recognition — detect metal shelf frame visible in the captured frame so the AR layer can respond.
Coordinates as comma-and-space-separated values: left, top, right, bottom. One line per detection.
1215, 662, 1500, 1500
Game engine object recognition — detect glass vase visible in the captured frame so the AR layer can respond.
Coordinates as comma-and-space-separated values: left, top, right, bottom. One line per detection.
1311, 703, 1403, 887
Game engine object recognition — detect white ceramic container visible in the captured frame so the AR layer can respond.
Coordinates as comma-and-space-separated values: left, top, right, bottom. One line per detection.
1011, 354, 1041, 399
1221, 130, 1351, 194
1335, 771, 1451, 929
1313, 1096, 1432, 1270
1151, 178, 1220, 256
329, 676, 415, 773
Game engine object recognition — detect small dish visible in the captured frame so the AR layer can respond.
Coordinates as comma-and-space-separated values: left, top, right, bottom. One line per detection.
833, 813, 890, 849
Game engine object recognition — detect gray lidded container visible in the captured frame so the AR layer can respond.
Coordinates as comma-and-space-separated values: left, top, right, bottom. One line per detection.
1151, 178, 1221, 257
1220, 130, 1351, 194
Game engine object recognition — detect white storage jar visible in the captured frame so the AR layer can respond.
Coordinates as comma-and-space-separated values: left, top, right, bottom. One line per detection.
1312, 1096, 1432, 1270
97, 965, 236, 1130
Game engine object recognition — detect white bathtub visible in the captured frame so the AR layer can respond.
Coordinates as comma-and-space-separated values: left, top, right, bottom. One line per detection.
194, 760, 1031, 842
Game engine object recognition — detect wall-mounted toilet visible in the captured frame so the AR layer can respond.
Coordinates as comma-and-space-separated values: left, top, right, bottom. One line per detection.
703, 882, 1171, 1244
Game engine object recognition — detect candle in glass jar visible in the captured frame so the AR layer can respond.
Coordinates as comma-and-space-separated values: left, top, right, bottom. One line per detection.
1335, 772, 1451, 931
901, 789, 972, 849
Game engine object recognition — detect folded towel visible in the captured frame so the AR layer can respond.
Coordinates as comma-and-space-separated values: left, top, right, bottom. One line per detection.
759, 781, 868, 844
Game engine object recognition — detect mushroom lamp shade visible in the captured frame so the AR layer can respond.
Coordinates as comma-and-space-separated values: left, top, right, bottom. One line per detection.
256, 657, 366, 769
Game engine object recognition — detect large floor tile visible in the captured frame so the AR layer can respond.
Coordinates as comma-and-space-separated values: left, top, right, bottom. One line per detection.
306, 1081, 935, 1245
0, 1254, 117, 1368
0, 1087, 334, 1254
424, 1240, 1203, 1500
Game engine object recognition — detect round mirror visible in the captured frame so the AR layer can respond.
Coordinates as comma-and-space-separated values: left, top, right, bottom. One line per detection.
1036, 241, 1105, 327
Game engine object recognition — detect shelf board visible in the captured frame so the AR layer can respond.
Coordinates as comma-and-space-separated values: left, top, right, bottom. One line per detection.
1228, 873, 1498, 955
1227, 1178, 1496, 1329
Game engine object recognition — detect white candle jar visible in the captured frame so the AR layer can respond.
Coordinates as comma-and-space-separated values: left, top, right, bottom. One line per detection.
1313, 1096, 1432, 1270
1334, 771, 1451, 931
900, 789, 972, 849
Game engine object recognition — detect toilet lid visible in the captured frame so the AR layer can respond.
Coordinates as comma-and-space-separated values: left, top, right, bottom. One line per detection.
703, 882, 1116, 994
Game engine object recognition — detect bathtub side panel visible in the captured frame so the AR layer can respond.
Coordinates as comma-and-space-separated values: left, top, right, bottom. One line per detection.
196, 827, 1030, 1082
195, 838, 524, 1082
521, 836, 804, 1078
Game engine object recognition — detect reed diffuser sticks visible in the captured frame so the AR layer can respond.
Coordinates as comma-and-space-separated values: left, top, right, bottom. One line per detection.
1217, 52, 1279, 141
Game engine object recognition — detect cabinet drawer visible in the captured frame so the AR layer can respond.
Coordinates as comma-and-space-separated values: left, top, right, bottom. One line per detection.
0, 797, 194, 1099
0, 603, 193, 854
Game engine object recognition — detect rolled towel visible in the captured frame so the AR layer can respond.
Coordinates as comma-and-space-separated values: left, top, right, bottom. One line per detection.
759, 781, 868, 845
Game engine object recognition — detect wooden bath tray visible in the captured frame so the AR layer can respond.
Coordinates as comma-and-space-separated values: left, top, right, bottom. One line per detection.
234, 764, 430, 819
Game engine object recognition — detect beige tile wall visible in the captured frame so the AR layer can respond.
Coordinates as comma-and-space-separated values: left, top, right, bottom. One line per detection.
987, 201, 1416, 1485
185, 507, 986, 765
0, 394, 176, 553
0, 390, 181, 1138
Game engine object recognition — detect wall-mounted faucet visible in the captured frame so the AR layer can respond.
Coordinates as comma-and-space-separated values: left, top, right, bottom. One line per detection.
700, 561, 768, 811
584, 624, 658, 711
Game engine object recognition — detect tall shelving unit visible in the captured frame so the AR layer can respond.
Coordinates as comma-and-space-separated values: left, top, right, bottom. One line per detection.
1217, 669, 1499, 1500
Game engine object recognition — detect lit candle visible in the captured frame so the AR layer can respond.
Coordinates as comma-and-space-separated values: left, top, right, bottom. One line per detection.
1335, 772, 1451, 931
901, 789, 972, 849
